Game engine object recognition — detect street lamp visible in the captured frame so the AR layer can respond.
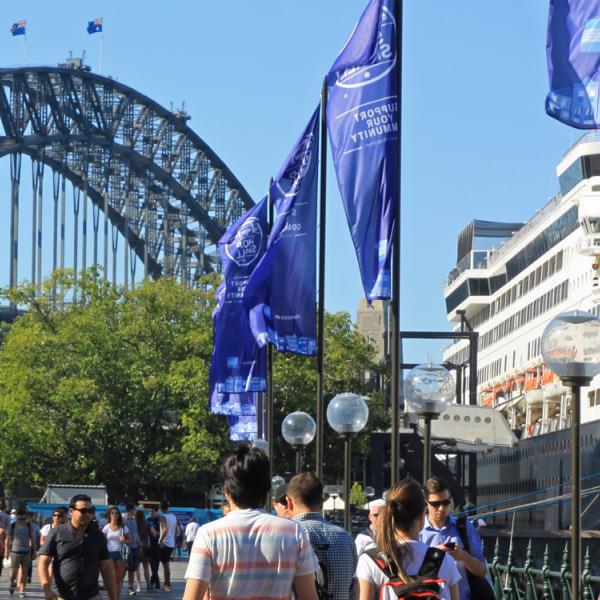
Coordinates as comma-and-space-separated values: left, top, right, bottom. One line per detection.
541, 311, 600, 600
282, 411, 316, 474
404, 363, 454, 484
326, 392, 369, 531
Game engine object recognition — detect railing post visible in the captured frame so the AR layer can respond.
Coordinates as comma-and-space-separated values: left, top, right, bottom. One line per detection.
560, 542, 570, 600
525, 539, 535, 600
503, 536, 515, 600
582, 546, 592, 600
542, 544, 553, 600
492, 537, 503, 599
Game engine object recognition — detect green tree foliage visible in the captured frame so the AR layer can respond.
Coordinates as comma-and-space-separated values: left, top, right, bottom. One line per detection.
350, 481, 367, 507
0, 270, 389, 500
0, 270, 229, 501
271, 311, 389, 483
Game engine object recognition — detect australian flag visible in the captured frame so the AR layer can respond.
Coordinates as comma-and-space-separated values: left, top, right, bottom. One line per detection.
87, 17, 103, 35
10, 20, 26, 36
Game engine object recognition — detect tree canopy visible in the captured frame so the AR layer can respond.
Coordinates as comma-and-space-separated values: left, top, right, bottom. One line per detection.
0, 270, 388, 502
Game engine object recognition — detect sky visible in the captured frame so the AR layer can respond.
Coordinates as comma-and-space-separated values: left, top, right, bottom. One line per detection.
0, 1, 581, 362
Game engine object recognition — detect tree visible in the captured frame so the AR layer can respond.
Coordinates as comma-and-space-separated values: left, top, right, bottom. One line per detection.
0, 270, 229, 501
350, 481, 367, 507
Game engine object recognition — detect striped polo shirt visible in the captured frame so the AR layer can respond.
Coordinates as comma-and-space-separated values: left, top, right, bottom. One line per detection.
185, 508, 318, 600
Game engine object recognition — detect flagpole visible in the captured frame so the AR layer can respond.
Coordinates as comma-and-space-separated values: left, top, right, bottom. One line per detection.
266, 177, 274, 464
390, 0, 403, 488
23, 34, 27, 65
316, 79, 328, 481
99, 32, 103, 73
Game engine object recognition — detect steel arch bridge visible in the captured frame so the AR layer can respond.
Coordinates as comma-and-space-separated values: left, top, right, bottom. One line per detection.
0, 59, 254, 291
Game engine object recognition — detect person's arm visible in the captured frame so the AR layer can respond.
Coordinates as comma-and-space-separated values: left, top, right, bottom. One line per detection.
182, 578, 209, 600
293, 573, 318, 600
158, 516, 167, 544
38, 554, 58, 600
30, 527, 37, 556
358, 578, 375, 600
121, 527, 132, 545
448, 522, 487, 577
5, 533, 10, 557
449, 582, 459, 600
99, 558, 118, 600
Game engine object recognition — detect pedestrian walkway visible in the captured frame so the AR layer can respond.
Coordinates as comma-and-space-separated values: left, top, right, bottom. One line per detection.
0, 559, 189, 599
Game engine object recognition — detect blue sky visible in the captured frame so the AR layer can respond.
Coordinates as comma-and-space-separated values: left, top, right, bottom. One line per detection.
0, 1, 579, 361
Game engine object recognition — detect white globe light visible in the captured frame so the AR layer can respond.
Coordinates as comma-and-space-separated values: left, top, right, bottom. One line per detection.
541, 311, 600, 380
281, 411, 316, 447
404, 363, 454, 416
326, 393, 369, 434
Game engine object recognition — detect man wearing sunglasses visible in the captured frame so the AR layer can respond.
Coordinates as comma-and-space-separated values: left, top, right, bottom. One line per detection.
38, 494, 117, 600
419, 477, 488, 600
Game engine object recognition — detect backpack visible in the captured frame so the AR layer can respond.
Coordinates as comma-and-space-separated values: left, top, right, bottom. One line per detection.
455, 517, 495, 600
365, 546, 446, 599
312, 543, 333, 600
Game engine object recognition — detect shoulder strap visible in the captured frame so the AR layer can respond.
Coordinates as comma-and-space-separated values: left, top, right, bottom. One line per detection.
455, 516, 471, 553
365, 547, 400, 581
417, 546, 446, 579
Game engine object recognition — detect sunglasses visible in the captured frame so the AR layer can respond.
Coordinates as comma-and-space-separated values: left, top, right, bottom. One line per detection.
72, 507, 92, 514
428, 499, 452, 508
52, 514, 62, 518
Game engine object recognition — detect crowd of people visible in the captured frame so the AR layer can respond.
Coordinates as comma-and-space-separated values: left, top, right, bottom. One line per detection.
0, 444, 492, 599
0, 498, 195, 599
183, 444, 492, 600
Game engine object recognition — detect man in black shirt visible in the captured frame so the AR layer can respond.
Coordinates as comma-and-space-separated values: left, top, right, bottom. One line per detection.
38, 494, 117, 600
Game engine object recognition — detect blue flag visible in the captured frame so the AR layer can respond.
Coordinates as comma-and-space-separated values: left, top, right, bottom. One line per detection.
87, 17, 103, 35
546, 0, 600, 128
326, 0, 398, 301
244, 107, 320, 355
227, 415, 258, 441
209, 198, 268, 414
10, 20, 26, 36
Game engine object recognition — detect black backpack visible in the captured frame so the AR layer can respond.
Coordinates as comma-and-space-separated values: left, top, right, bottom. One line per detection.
365, 546, 445, 599
312, 543, 334, 600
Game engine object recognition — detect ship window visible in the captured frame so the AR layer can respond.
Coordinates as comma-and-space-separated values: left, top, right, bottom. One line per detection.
542, 262, 549, 280
443, 414, 450, 420
557, 250, 563, 270
549, 256, 556, 275
484, 417, 492, 424
453, 415, 460, 421
464, 416, 471, 422
474, 416, 481, 423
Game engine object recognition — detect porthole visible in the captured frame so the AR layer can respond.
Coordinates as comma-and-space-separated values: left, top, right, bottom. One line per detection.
475, 416, 481, 423
464, 416, 471, 422
484, 417, 492, 424
453, 415, 460, 422
443, 414, 450, 421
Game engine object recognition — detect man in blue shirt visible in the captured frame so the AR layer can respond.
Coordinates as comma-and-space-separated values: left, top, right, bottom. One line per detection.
419, 477, 487, 600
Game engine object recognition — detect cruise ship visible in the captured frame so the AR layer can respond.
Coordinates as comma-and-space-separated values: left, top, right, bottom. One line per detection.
442, 132, 600, 532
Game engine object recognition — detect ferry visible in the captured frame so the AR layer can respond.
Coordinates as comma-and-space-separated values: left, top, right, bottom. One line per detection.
442, 132, 600, 532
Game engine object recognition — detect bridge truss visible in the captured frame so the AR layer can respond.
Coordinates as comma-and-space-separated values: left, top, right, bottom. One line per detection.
0, 59, 254, 292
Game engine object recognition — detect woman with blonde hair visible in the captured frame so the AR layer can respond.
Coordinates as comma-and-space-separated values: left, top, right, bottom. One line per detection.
356, 479, 460, 600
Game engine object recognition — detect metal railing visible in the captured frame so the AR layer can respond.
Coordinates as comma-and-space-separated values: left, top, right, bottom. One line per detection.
488, 538, 600, 599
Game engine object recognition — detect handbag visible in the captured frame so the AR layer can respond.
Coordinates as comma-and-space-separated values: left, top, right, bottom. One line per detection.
120, 528, 129, 562
2, 556, 10, 569
455, 517, 495, 600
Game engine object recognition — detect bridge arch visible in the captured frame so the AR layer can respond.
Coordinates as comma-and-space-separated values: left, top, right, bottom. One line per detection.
0, 62, 254, 289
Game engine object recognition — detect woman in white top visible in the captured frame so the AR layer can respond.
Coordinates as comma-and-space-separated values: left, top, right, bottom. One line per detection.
102, 506, 131, 599
356, 480, 461, 600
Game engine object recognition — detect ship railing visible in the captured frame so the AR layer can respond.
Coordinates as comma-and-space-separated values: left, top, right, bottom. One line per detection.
561, 131, 600, 159
485, 194, 563, 271
488, 538, 600, 599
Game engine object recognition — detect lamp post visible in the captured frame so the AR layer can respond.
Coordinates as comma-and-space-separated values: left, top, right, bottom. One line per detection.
282, 411, 316, 474
541, 311, 600, 600
326, 393, 369, 532
404, 363, 454, 484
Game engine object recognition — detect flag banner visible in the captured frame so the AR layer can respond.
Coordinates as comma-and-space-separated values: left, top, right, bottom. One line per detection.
227, 415, 258, 441
209, 198, 268, 414
10, 20, 26, 36
244, 107, 320, 356
87, 17, 103, 35
326, 0, 398, 301
546, 0, 600, 128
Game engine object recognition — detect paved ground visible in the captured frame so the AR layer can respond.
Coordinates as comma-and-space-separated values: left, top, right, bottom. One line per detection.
0, 558, 189, 599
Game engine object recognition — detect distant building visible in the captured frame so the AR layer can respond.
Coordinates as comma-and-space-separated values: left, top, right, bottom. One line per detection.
355, 299, 390, 363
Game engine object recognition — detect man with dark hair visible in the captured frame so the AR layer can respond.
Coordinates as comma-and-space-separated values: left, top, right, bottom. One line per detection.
286, 473, 357, 600
158, 500, 177, 592
183, 444, 319, 600
420, 477, 489, 600
5, 508, 36, 597
38, 494, 117, 600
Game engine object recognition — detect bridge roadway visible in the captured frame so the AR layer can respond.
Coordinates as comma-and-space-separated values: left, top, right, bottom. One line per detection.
0, 556, 189, 599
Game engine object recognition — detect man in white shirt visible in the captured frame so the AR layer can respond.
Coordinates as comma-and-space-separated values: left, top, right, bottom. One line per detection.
354, 499, 385, 557
158, 502, 177, 593
184, 518, 199, 557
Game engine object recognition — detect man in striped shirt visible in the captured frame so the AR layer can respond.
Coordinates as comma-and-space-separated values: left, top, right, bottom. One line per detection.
183, 444, 319, 600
